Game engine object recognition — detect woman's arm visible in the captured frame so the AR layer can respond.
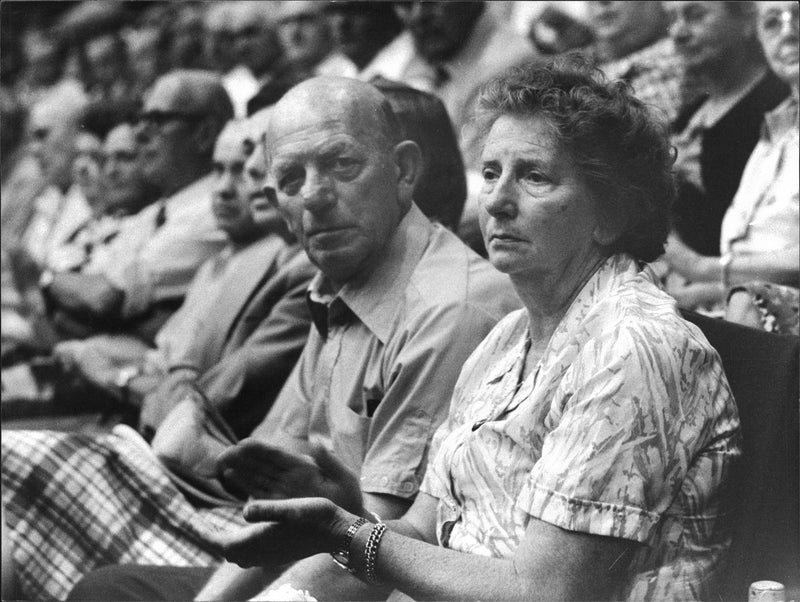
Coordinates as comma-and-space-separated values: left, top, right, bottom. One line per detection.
223, 495, 636, 602
665, 233, 799, 286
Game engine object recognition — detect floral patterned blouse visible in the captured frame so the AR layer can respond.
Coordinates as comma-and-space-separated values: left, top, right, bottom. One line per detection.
420, 253, 741, 601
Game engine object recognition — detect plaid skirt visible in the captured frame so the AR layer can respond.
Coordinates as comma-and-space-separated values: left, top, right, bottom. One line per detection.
1, 429, 246, 601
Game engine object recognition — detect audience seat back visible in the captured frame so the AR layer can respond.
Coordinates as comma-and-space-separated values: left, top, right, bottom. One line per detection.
682, 310, 799, 601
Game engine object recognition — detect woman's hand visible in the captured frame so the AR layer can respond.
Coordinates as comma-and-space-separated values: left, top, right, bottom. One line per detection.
216, 440, 365, 515
216, 498, 355, 568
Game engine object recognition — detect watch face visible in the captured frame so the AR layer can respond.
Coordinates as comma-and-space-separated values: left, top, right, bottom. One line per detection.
330, 551, 350, 570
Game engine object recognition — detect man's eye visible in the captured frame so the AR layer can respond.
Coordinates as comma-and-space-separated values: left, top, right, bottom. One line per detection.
212, 163, 225, 176
481, 167, 499, 182
330, 157, 360, 176
279, 169, 304, 195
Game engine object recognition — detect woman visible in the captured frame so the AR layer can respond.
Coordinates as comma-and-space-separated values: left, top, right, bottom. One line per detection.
218, 58, 741, 601
663, 1, 790, 310
666, 1, 799, 335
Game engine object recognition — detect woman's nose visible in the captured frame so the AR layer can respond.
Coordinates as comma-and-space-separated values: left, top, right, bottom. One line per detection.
483, 174, 518, 218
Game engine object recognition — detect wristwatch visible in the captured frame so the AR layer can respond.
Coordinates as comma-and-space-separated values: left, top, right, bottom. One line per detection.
330, 517, 367, 573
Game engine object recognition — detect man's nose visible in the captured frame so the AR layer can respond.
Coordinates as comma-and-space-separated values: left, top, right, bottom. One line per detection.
301, 169, 335, 212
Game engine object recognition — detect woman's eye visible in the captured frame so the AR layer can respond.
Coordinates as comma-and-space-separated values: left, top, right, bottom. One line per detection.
524, 171, 547, 184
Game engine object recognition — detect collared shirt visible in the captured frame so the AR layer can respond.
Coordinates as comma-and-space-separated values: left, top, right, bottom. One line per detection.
252, 204, 519, 498
102, 175, 227, 318
46, 213, 125, 273
720, 96, 799, 258
20, 185, 91, 268
421, 253, 741, 601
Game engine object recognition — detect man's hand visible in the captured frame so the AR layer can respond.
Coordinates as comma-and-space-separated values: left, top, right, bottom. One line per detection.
215, 498, 354, 569
138, 370, 201, 439
216, 440, 364, 514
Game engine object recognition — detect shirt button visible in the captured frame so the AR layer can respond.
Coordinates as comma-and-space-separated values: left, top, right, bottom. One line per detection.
381, 476, 389, 485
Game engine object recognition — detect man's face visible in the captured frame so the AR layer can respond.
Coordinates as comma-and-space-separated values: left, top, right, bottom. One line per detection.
666, 1, 751, 71
71, 132, 105, 208
104, 123, 153, 214
135, 77, 203, 195
28, 101, 78, 190
327, 6, 399, 68
265, 98, 403, 287
587, 1, 666, 53
245, 143, 283, 231
86, 34, 122, 89
231, 16, 282, 76
395, 1, 484, 63
211, 127, 259, 242
277, 13, 331, 68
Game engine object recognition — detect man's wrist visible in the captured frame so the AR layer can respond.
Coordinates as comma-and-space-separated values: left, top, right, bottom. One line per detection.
38, 269, 55, 291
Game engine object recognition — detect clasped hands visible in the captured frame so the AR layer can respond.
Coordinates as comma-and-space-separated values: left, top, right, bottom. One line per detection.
211, 440, 365, 568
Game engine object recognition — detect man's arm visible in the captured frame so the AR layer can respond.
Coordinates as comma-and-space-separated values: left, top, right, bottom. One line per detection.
46, 272, 124, 320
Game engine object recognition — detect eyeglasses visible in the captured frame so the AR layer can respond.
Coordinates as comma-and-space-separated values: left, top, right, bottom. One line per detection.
136, 110, 204, 131
759, 7, 799, 37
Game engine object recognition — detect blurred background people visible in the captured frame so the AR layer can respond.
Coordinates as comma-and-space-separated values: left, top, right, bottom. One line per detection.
663, 1, 790, 311
584, 1, 685, 123
663, 0, 799, 334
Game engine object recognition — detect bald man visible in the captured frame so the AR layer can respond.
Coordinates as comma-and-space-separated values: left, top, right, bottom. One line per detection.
40, 70, 233, 344
67, 76, 520, 601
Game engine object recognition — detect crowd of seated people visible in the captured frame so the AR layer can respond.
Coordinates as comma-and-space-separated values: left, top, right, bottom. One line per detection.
0, 2, 797, 601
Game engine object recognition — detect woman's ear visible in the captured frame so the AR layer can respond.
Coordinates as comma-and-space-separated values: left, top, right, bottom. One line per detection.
592, 198, 629, 247
393, 140, 422, 205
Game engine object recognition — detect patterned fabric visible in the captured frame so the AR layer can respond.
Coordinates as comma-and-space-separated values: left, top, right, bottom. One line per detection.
420, 253, 741, 601
729, 281, 800, 336
1, 428, 244, 601
600, 37, 685, 124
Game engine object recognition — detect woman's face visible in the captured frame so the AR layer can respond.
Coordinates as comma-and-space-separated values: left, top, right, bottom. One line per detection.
478, 114, 603, 284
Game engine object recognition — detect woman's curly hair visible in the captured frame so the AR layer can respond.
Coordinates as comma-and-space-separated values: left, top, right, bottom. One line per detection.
474, 54, 676, 262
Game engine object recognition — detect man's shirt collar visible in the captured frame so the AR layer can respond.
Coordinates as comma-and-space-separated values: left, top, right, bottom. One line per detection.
306, 203, 434, 343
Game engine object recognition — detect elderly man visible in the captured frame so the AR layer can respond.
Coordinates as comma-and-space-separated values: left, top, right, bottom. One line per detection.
205, 3, 282, 118
246, 1, 354, 115
11, 84, 91, 262
54, 110, 315, 435
39, 70, 232, 344
61, 76, 519, 601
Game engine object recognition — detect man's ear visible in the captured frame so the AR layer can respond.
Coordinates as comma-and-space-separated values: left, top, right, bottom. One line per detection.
193, 117, 219, 155
392, 140, 422, 204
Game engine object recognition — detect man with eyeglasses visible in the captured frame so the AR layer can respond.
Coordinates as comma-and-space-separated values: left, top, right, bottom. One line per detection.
38, 70, 232, 347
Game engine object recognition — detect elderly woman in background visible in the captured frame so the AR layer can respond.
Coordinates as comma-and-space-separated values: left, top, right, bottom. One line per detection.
662, 1, 789, 311
217, 58, 740, 602
664, 1, 799, 334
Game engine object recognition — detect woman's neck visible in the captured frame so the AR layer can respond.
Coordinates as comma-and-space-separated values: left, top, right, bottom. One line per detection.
513, 253, 607, 348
